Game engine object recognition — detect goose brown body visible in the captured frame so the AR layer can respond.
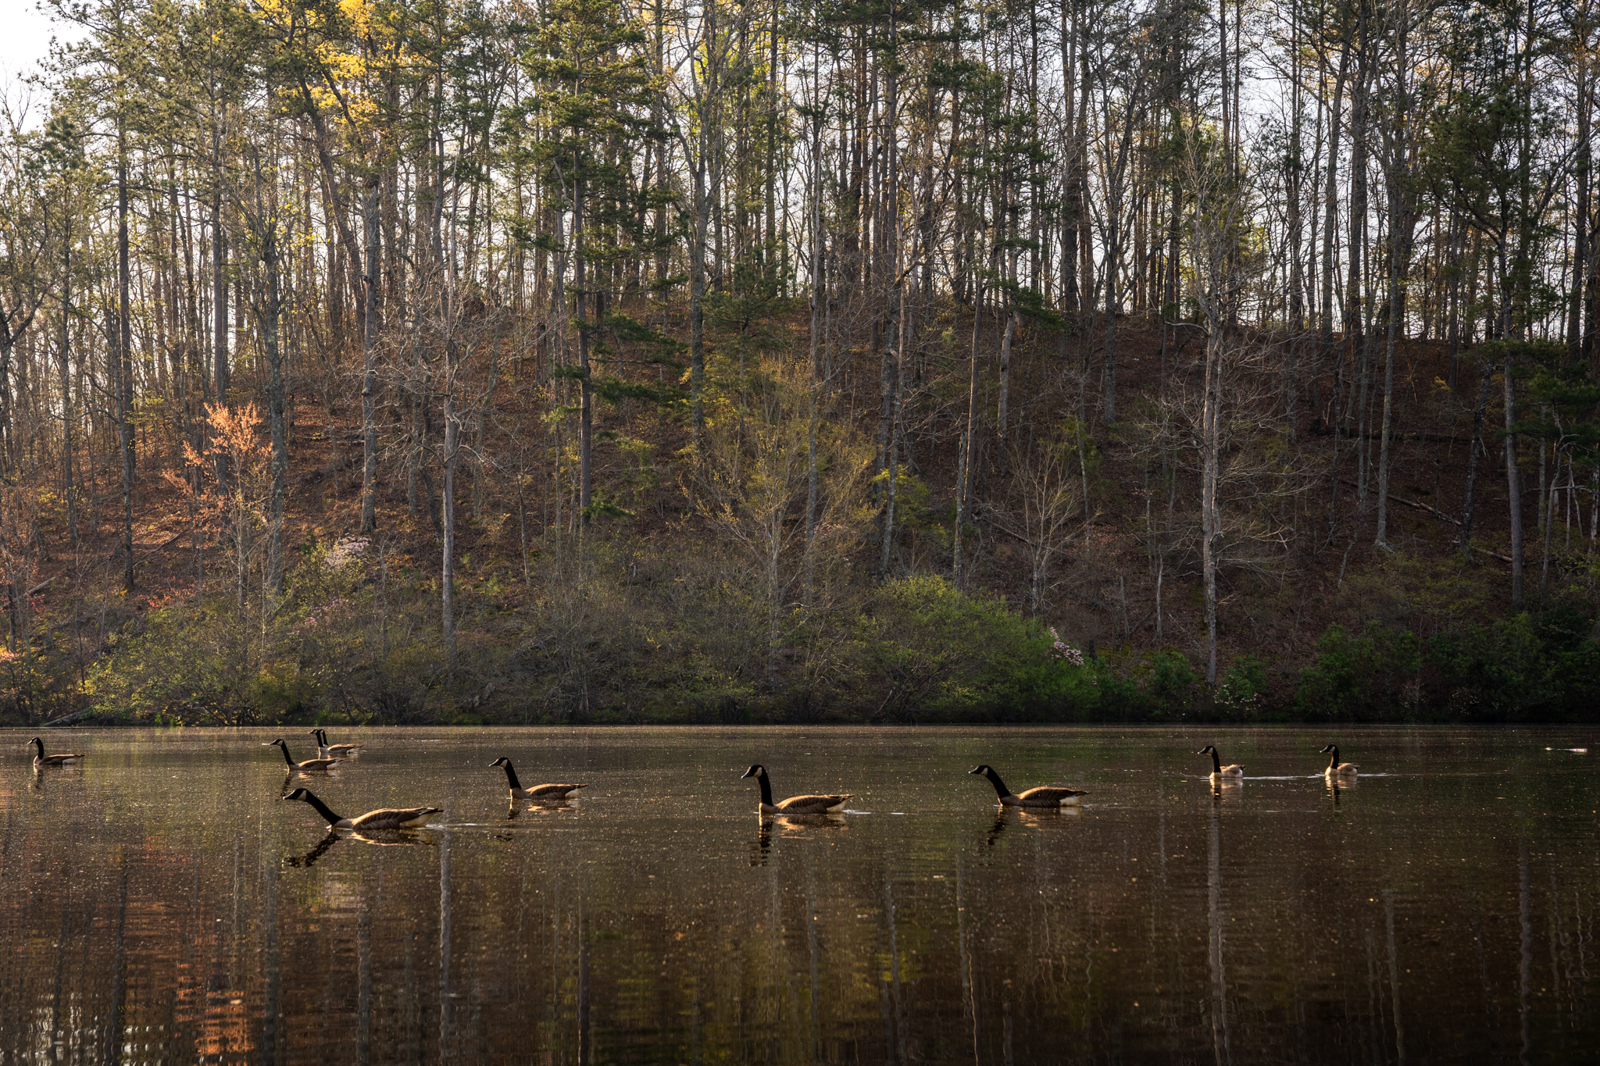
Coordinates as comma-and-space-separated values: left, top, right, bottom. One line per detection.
1194, 745, 1244, 779
1320, 744, 1359, 777
283, 787, 440, 830
28, 737, 83, 766
310, 729, 364, 757
968, 764, 1088, 807
270, 738, 341, 773
490, 758, 588, 802
741, 764, 851, 815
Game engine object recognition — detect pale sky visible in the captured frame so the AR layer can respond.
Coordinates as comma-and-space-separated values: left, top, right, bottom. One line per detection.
0, 0, 89, 128
0, 0, 58, 79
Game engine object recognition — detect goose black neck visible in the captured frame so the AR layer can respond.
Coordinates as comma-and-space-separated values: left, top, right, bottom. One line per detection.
755, 769, 774, 808
983, 767, 1012, 799
1326, 746, 1340, 770
499, 760, 522, 791
277, 742, 298, 768
298, 791, 344, 826
30, 737, 44, 757
1207, 748, 1221, 773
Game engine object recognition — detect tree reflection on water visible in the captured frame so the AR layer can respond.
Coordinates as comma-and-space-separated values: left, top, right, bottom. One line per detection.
2, 725, 1598, 1063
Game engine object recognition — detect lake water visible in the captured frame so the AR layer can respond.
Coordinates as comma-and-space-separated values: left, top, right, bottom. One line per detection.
2, 725, 1597, 1064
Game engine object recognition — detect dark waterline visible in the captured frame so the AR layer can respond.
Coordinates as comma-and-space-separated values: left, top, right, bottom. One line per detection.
2, 725, 1597, 1064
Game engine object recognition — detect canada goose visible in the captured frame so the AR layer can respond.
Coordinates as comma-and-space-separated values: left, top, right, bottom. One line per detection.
490, 757, 587, 802
310, 728, 363, 758
1320, 743, 1359, 778
28, 737, 83, 767
282, 787, 441, 831
1194, 745, 1244, 780
741, 764, 851, 815
968, 764, 1088, 807
268, 738, 341, 773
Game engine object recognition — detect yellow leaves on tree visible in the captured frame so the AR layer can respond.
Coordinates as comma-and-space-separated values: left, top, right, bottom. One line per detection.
251, 0, 406, 131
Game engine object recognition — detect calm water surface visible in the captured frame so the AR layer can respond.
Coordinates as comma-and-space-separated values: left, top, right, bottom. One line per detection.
2, 725, 1597, 1064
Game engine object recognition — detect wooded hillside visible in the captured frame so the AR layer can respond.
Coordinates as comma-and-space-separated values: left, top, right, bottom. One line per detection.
2, 0, 1597, 724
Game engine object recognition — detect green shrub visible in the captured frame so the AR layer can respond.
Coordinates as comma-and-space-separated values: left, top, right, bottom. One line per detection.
1429, 604, 1600, 720
83, 598, 283, 724
859, 575, 1096, 720
1215, 653, 1268, 718
1146, 650, 1199, 711
1295, 621, 1421, 719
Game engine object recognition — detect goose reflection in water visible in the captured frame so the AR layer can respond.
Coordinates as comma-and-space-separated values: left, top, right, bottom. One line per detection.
749, 819, 773, 866
748, 811, 845, 864
284, 831, 343, 868
506, 800, 580, 820
284, 827, 435, 868
982, 804, 1081, 847
345, 828, 437, 846
1210, 778, 1244, 803
769, 811, 849, 834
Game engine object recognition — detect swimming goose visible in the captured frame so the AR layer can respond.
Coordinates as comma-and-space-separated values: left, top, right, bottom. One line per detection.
269, 738, 341, 773
968, 764, 1088, 807
282, 787, 440, 830
310, 729, 364, 758
28, 737, 83, 766
1320, 743, 1359, 778
1194, 745, 1244, 780
741, 764, 851, 815
490, 757, 587, 802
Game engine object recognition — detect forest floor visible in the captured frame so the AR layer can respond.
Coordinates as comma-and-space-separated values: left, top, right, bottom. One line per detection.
18, 309, 1571, 725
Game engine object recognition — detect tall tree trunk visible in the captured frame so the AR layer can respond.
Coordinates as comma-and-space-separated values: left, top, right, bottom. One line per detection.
1103, 196, 1120, 424
1459, 360, 1493, 552
1285, 0, 1303, 439
1375, 4, 1409, 550
689, 155, 708, 443
575, 165, 592, 522
442, 396, 457, 655
1059, 1, 1079, 318
879, 15, 902, 576
1200, 318, 1224, 686
1345, 3, 1370, 510
59, 220, 77, 545
1321, 30, 1351, 540
953, 281, 985, 586
212, 111, 229, 427
1573, 21, 1593, 365
263, 225, 286, 593
803, 36, 824, 603
1504, 342, 1525, 608
118, 121, 135, 595
360, 176, 381, 534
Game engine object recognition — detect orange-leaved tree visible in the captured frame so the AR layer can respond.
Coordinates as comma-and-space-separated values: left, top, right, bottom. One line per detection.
165, 403, 275, 615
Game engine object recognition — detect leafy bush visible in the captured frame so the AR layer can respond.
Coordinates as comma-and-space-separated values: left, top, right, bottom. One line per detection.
1295, 621, 1421, 719
859, 575, 1096, 720
1146, 650, 1200, 710
83, 598, 286, 724
1214, 653, 1268, 717
1428, 604, 1600, 720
